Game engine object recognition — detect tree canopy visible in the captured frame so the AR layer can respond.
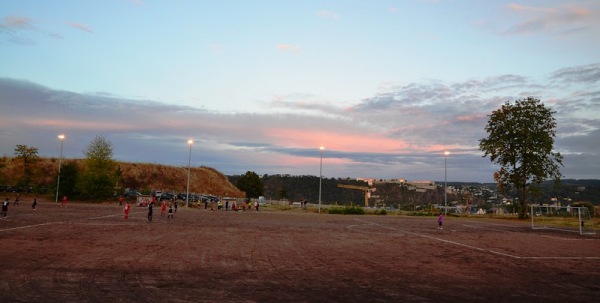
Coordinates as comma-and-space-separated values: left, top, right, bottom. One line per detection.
236, 171, 264, 199
78, 135, 117, 199
479, 97, 563, 218
13, 144, 40, 187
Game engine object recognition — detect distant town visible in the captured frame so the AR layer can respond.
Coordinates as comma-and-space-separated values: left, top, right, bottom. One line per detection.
250, 175, 600, 214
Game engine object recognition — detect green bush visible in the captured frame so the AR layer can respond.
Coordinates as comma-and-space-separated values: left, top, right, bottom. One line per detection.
373, 209, 387, 215
327, 205, 365, 215
406, 212, 435, 217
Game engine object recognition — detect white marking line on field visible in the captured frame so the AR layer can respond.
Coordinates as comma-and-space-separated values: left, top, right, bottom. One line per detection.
352, 218, 600, 260
462, 220, 522, 228
1, 213, 124, 232
463, 222, 596, 241
88, 214, 122, 220
462, 224, 524, 234
0, 222, 61, 232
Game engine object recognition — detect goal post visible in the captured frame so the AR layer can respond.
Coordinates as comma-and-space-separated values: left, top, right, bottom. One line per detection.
531, 205, 596, 236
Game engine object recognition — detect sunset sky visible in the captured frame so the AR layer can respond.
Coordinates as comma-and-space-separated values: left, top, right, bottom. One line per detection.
1, 0, 599, 182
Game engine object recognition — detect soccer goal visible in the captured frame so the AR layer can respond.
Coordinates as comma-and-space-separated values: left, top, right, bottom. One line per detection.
531, 205, 596, 236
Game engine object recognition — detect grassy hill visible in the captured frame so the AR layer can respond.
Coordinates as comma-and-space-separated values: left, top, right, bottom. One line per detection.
0, 157, 245, 199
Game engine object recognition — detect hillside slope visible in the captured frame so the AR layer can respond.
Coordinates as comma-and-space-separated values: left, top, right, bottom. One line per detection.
0, 157, 245, 198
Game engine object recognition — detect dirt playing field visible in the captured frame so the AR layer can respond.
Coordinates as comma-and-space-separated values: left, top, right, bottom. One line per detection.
1, 199, 599, 303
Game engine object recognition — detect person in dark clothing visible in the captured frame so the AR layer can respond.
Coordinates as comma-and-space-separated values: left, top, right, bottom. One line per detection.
167, 203, 174, 219
147, 202, 154, 222
2, 198, 9, 217
32, 197, 38, 210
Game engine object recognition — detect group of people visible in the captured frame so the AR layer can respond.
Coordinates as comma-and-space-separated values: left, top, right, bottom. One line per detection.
1, 194, 44, 218
123, 199, 176, 222
0, 194, 45, 218
208, 200, 259, 212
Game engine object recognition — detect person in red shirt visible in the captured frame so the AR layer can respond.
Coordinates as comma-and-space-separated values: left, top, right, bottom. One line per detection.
61, 195, 67, 207
161, 200, 167, 216
124, 201, 131, 220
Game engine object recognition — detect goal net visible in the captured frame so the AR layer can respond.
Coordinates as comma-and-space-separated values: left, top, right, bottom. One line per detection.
531, 205, 596, 236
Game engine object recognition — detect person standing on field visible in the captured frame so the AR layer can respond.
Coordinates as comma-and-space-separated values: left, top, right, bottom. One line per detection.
2, 198, 9, 217
124, 201, 131, 220
437, 213, 444, 230
147, 202, 153, 222
167, 202, 174, 219
161, 200, 167, 216
32, 197, 38, 210
61, 195, 67, 207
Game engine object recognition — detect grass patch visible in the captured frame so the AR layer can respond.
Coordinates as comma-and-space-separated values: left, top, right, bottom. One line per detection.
327, 205, 365, 215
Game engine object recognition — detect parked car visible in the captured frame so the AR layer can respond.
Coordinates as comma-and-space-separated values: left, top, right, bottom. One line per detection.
159, 192, 176, 201
123, 189, 142, 199
152, 190, 163, 199
178, 193, 200, 202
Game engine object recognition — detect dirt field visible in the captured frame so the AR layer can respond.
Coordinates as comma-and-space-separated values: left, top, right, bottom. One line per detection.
1, 199, 599, 303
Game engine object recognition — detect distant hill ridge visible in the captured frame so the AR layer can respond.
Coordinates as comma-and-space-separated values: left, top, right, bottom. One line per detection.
0, 157, 245, 198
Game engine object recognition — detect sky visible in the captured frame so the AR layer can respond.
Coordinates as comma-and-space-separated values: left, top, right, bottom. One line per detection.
1, 0, 599, 183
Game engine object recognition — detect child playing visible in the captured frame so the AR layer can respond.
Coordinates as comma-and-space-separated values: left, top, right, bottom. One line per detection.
437, 213, 444, 230
124, 201, 131, 220
161, 200, 167, 216
167, 202, 174, 219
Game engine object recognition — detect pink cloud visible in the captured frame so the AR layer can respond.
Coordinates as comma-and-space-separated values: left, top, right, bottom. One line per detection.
317, 10, 340, 19
67, 22, 93, 33
507, 3, 556, 13
456, 113, 486, 122
265, 128, 408, 153
2, 16, 34, 29
503, 3, 599, 35
276, 44, 299, 52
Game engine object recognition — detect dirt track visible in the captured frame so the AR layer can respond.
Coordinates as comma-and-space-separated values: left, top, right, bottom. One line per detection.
1, 201, 599, 302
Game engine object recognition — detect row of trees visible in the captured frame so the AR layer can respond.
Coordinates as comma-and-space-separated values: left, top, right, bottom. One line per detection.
3, 135, 118, 200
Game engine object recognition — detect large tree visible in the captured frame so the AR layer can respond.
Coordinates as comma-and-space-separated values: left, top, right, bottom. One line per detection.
58, 161, 79, 198
479, 97, 563, 218
13, 144, 40, 187
78, 135, 117, 200
236, 171, 264, 199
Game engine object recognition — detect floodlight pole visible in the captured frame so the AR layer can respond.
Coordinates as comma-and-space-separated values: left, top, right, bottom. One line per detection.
55, 134, 65, 203
318, 146, 324, 214
444, 151, 450, 216
186, 139, 193, 208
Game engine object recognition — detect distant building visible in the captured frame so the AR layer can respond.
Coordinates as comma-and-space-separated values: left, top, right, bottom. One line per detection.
354, 178, 435, 192
406, 180, 436, 192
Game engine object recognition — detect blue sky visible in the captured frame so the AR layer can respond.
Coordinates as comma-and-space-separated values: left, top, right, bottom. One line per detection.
1, 0, 599, 182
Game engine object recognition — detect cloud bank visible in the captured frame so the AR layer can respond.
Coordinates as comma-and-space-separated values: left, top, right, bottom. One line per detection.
1, 63, 599, 182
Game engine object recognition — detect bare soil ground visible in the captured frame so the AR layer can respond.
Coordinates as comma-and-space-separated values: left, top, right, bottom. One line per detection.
1, 199, 599, 303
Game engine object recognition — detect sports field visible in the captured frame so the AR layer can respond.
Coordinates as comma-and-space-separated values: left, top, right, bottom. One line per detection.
1, 201, 599, 303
